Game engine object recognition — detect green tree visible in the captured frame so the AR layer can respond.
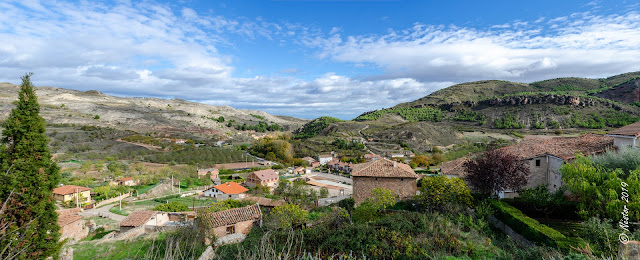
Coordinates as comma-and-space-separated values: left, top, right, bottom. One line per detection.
416, 175, 473, 212
0, 73, 62, 259
153, 201, 189, 212
353, 188, 396, 222
268, 204, 309, 229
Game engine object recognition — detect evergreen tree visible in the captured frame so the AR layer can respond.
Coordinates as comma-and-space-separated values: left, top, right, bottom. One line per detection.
0, 73, 61, 259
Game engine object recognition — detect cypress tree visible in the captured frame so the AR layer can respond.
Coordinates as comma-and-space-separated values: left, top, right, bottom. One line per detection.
0, 73, 61, 259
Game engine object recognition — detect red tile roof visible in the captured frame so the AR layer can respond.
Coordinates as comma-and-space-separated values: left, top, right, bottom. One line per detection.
498, 134, 613, 161
251, 169, 278, 181
53, 185, 92, 195
118, 177, 134, 182
200, 204, 262, 228
212, 182, 249, 194
120, 210, 157, 227
440, 157, 471, 177
351, 158, 419, 178
57, 214, 82, 227
608, 121, 640, 137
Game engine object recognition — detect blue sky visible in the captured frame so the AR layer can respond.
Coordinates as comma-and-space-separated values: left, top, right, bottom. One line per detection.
1, 0, 640, 119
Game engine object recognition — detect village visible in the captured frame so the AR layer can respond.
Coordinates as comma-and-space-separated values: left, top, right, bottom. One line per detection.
49, 120, 640, 259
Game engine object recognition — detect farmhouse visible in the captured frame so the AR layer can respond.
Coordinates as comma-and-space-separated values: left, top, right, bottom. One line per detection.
497, 134, 612, 197
200, 204, 262, 245
317, 154, 334, 165
198, 168, 219, 178
53, 185, 93, 206
119, 210, 169, 233
351, 158, 419, 205
56, 209, 88, 241
245, 169, 279, 188
301, 156, 316, 164
607, 120, 640, 148
203, 182, 249, 200
116, 177, 137, 186
363, 153, 381, 161
443, 134, 613, 198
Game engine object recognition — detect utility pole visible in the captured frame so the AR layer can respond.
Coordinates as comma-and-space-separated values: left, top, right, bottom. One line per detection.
171, 174, 174, 192
119, 192, 122, 211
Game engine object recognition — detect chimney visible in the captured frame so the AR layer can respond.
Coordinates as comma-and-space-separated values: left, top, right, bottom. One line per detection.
393, 161, 396, 167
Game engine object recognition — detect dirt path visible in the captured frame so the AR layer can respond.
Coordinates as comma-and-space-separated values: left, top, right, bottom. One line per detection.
78, 204, 125, 222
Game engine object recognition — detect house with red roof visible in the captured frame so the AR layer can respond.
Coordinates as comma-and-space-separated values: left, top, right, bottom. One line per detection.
53, 185, 93, 206
245, 169, 279, 188
351, 158, 420, 205
203, 182, 249, 200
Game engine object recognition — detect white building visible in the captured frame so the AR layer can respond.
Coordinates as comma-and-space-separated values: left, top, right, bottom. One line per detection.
203, 182, 248, 201
607, 121, 640, 149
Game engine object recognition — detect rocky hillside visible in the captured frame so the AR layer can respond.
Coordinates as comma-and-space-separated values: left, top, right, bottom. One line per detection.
296, 71, 640, 155
0, 83, 307, 137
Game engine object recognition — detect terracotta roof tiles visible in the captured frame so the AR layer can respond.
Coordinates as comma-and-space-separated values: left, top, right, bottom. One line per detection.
440, 157, 471, 177
351, 158, 418, 178
498, 134, 613, 161
608, 121, 640, 137
200, 204, 262, 228
57, 214, 82, 227
53, 185, 92, 195
211, 182, 249, 194
251, 169, 278, 181
120, 210, 157, 227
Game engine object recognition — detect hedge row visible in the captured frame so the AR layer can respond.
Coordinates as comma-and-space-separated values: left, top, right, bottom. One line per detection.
489, 200, 584, 251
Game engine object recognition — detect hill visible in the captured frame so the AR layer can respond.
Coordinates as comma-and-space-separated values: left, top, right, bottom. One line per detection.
295, 72, 640, 156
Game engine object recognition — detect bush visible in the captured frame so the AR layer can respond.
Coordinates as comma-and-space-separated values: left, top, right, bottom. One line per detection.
415, 175, 473, 212
153, 201, 189, 212
489, 200, 582, 251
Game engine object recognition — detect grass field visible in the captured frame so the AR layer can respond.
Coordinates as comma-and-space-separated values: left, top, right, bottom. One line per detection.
72, 233, 167, 259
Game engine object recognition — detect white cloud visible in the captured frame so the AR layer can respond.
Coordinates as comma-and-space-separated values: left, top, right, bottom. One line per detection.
1, 1, 640, 120
307, 11, 640, 83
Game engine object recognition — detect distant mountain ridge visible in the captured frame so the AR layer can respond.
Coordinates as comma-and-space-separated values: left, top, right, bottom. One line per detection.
0, 83, 307, 137
295, 71, 640, 155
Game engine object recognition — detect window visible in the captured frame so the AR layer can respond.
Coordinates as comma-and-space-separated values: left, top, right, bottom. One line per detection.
535, 160, 541, 167
226, 225, 235, 234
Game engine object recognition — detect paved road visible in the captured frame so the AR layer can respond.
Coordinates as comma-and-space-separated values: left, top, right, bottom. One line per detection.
309, 171, 352, 184
78, 204, 126, 222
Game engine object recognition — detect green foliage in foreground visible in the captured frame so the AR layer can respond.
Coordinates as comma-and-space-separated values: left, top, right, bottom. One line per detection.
216, 209, 568, 260
72, 227, 206, 260
0, 73, 62, 259
355, 106, 443, 122
489, 200, 583, 251
561, 155, 640, 222
293, 116, 343, 139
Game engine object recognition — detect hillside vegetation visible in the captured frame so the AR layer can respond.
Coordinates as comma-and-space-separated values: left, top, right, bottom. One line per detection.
296, 71, 640, 155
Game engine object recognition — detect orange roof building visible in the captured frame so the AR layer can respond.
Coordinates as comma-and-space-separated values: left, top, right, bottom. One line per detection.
204, 182, 249, 201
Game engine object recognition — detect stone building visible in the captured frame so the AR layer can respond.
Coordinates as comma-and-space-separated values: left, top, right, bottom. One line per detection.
245, 169, 279, 188
200, 204, 262, 245
351, 158, 419, 205
443, 134, 613, 198
56, 209, 88, 241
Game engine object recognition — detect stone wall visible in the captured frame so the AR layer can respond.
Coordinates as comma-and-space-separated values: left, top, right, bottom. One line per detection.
353, 176, 417, 205
60, 219, 88, 242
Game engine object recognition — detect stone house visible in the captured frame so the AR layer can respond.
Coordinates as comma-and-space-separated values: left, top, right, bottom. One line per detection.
293, 167, 310, 175
56, 209, 88, 241
119, 210, 169, 233
198, 168, 220, 178
245, 169, 279, 188
442, 134, 613, 198
200, 204, 262, 245
607, 120, 640, 148
53, 185, 92, 206
116, 177, 137, 186
351, 158, 419, 205
203, 182, 249, 200
301, 156, 316, 165
363, 153, 381, 161
327, 160, 354, 174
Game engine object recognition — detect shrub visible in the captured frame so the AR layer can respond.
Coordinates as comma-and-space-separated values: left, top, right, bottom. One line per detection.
415, 175, 473, 212
489, 200, 582, 251
153, 201, 189, 212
